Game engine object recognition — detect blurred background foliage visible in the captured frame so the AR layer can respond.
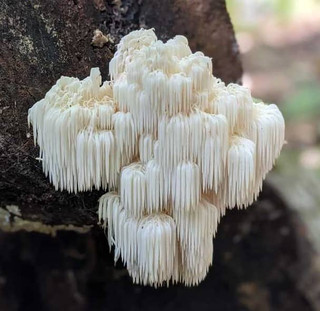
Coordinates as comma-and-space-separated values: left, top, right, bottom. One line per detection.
227, 0, 320, 177
225, 1, 320, 249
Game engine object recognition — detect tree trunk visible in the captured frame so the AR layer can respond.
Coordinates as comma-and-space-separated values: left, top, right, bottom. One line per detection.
0, 0, 316, 310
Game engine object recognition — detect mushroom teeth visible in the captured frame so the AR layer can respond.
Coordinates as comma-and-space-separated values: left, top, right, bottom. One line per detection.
28, 28, 285, 287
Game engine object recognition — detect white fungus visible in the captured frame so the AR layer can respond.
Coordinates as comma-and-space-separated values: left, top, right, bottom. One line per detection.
28, 28, 285, 287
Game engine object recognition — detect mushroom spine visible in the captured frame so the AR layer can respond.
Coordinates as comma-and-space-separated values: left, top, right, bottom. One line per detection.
28, 28, 285, 287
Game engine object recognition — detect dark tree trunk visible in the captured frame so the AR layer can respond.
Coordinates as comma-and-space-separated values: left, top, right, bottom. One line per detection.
0, 0, 242, 225
0, 1, 316, 310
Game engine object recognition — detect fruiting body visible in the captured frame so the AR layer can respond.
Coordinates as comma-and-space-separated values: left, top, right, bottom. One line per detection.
28, 29, 285, 287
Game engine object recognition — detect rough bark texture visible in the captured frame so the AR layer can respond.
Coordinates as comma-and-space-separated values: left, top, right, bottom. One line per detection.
0, 0, 316, 310
0, 0, 242, 225
0, 184, 315, 311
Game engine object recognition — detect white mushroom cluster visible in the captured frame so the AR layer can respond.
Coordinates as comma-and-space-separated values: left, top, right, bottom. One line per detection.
28, 29, 285, 287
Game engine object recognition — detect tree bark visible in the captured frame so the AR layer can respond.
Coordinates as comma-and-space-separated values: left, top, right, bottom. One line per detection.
0, 1, 316, 310
0, 0, 242, 225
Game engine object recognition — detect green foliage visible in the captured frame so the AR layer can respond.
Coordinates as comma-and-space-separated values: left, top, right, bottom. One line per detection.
274, 0, 294, 21
282, 83, 320, 121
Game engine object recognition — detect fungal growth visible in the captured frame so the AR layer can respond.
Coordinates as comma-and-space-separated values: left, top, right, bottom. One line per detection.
28, 29, 285, 287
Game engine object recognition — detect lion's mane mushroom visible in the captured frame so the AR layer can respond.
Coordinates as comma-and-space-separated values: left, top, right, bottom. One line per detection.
28, 28, 285, 287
